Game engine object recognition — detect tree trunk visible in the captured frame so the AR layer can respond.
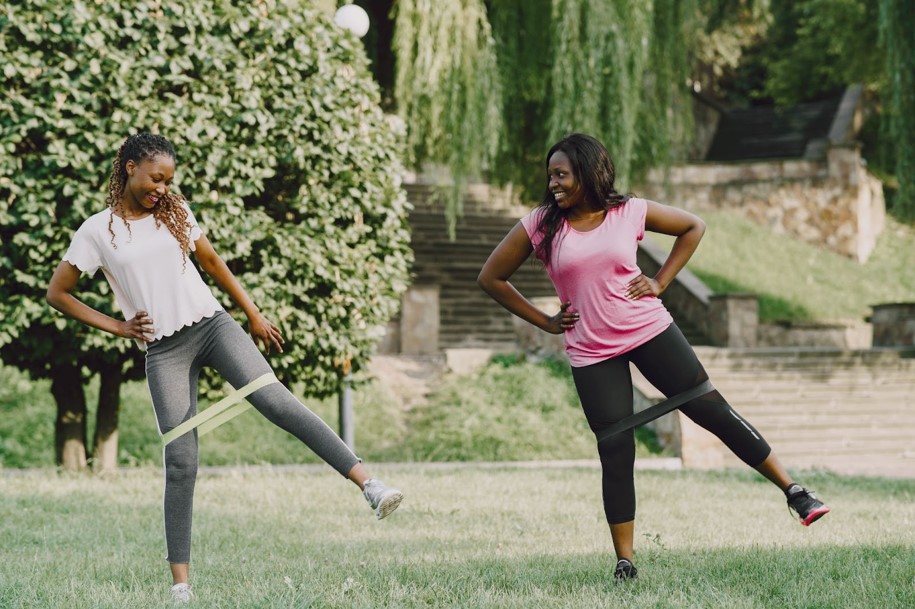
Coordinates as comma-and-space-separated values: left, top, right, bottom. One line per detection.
93, 363, 123, 474
51, 363, 88, 471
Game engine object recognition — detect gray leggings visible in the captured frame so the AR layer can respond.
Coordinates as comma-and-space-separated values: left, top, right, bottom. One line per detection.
145, 311, 360, 564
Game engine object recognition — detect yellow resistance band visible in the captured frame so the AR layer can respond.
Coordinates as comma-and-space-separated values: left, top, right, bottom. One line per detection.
160, 372, 279, 446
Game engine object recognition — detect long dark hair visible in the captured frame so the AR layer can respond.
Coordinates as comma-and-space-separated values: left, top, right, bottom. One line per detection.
533, 133, 629, 265
105, 133, 191, 266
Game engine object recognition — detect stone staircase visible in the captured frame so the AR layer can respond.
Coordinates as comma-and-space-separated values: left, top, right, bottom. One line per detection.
407, 184, 557, 351
636, 348, 915, 478
406, 184, 710, 349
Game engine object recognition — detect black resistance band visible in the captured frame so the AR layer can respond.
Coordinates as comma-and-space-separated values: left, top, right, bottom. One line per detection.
596, 379, 715, 444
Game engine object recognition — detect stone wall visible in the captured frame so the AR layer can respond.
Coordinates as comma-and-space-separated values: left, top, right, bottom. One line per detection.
758, 320, 872, 349
639, 145, 886, 262
872, 303, 915, 348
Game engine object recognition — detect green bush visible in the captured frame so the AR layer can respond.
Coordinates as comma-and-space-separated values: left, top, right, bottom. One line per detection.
0, 0, 412, 396
383, 357, 667, 462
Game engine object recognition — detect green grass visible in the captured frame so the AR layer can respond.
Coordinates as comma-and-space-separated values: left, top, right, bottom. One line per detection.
1, 465, 913, 608
648, 212, 915, 323
0, 357, 667, 470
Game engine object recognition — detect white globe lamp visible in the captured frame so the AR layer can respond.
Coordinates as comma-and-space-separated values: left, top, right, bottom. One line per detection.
334, 4, 370, 38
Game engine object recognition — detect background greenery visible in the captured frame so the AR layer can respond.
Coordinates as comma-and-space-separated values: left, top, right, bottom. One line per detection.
2, 465, 912, 608
2, 205, 912, 469
0, 0, 413, 395
2, 0, 912, 470
378, 0, 915, 220
0, 355, 666, 469
0, 0, 413, 468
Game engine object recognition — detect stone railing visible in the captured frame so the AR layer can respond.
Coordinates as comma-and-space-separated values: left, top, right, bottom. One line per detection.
637, 237, 758, 347
871, 302, 915, 348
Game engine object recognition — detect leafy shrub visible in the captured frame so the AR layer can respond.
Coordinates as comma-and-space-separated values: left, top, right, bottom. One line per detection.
0, 0, 413, 396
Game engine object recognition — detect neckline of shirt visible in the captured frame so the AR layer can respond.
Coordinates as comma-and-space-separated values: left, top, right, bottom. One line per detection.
565, 210, 609, 234
110, 210, 155, 223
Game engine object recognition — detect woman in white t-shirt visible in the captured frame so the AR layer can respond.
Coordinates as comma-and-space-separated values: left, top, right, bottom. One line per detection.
478, 133, 830, 581
47, 133, 403, 603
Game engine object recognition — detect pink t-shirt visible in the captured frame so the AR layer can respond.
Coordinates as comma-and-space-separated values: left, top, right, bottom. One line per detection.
520, 198, 672, 367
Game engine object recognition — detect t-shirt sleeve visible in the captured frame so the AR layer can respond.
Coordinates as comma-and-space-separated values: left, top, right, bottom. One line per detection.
520, 207, 548, 251
630, 198, 648, 241
184, 203, 203, 251
62, 221, 102, 276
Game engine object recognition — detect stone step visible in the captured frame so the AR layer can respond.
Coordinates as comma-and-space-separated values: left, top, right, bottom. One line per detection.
711, 383, 915, 396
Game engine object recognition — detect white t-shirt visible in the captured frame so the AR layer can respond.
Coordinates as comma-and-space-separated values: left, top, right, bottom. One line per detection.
63, 203, 223, 348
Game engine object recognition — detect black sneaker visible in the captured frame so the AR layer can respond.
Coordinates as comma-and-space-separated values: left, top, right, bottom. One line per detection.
614, 558, 638, 581
785, 483, 830, 526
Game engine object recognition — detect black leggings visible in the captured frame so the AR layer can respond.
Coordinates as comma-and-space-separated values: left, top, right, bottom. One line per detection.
570, 323, 771, 525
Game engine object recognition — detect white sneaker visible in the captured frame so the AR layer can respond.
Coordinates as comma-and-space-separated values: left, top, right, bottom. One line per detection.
171, 582, 192, 603
363, 478, 403, 519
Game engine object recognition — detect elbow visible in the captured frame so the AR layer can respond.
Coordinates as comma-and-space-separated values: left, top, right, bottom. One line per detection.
694, 218, 707, 240
46, 288, 61, 311
477, 272, 494, 295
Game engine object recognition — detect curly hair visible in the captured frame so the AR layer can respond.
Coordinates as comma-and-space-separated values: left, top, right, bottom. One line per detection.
533, 133, 630, 265
105, 132, 191, 267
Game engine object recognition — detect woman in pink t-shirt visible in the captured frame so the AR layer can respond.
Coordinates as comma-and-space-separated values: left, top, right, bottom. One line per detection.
479, 133, 829, 581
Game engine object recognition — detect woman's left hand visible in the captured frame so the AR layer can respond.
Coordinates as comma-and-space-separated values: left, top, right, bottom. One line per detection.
248, 312, 285, 354
626, 274, 663, 300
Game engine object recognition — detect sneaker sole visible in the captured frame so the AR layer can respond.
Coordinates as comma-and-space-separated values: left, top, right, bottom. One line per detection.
375, 491, 403, 520
801, 505, 830, 526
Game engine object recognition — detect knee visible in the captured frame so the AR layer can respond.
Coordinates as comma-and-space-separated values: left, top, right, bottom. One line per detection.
596, 431, 635, 465
164, 444, 198, 484
165, 458, 198, 484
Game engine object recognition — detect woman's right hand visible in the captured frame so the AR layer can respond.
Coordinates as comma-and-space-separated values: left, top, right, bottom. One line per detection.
545, 301, 579, 334
118, 311, 154, 342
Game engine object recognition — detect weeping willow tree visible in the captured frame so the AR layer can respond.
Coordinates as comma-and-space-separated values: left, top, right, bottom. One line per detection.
879, 0, 915, 221
546, 0, 702, 192
394, 0, 703, 221
392, 0, 503, 236
488, 0, 553, 199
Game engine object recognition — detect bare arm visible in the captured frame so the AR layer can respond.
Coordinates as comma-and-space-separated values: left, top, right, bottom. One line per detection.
46, 261, 153, 341
192, 234, 284, 353
628, 201, 706, 299
477, 221, 579, 334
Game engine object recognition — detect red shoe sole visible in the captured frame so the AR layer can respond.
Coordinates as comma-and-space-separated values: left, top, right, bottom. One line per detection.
801, 506, 830, 526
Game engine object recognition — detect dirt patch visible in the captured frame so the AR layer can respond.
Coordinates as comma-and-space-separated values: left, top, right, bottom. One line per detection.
365, 355, 447, 409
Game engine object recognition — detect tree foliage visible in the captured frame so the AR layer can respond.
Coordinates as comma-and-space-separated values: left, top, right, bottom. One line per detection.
0, 0, 413, 464
691, 0, 772, 102
394, 0, 699, 207
878, 0, 915, 220
763, 0, 883, 105
392, 0, 503, 236
488, 0, 552, 198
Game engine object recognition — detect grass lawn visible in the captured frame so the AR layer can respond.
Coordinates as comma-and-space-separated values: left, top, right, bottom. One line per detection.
1, 465, 913, 608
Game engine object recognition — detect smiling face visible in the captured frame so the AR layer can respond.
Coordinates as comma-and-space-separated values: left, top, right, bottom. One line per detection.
547, 151, 584, 210
122, 154, 175, 215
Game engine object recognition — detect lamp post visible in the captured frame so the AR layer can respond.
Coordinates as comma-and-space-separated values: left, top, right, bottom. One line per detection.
334, 4, 370, 38
336, 356, 354, 450
331, 3, 369, 450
